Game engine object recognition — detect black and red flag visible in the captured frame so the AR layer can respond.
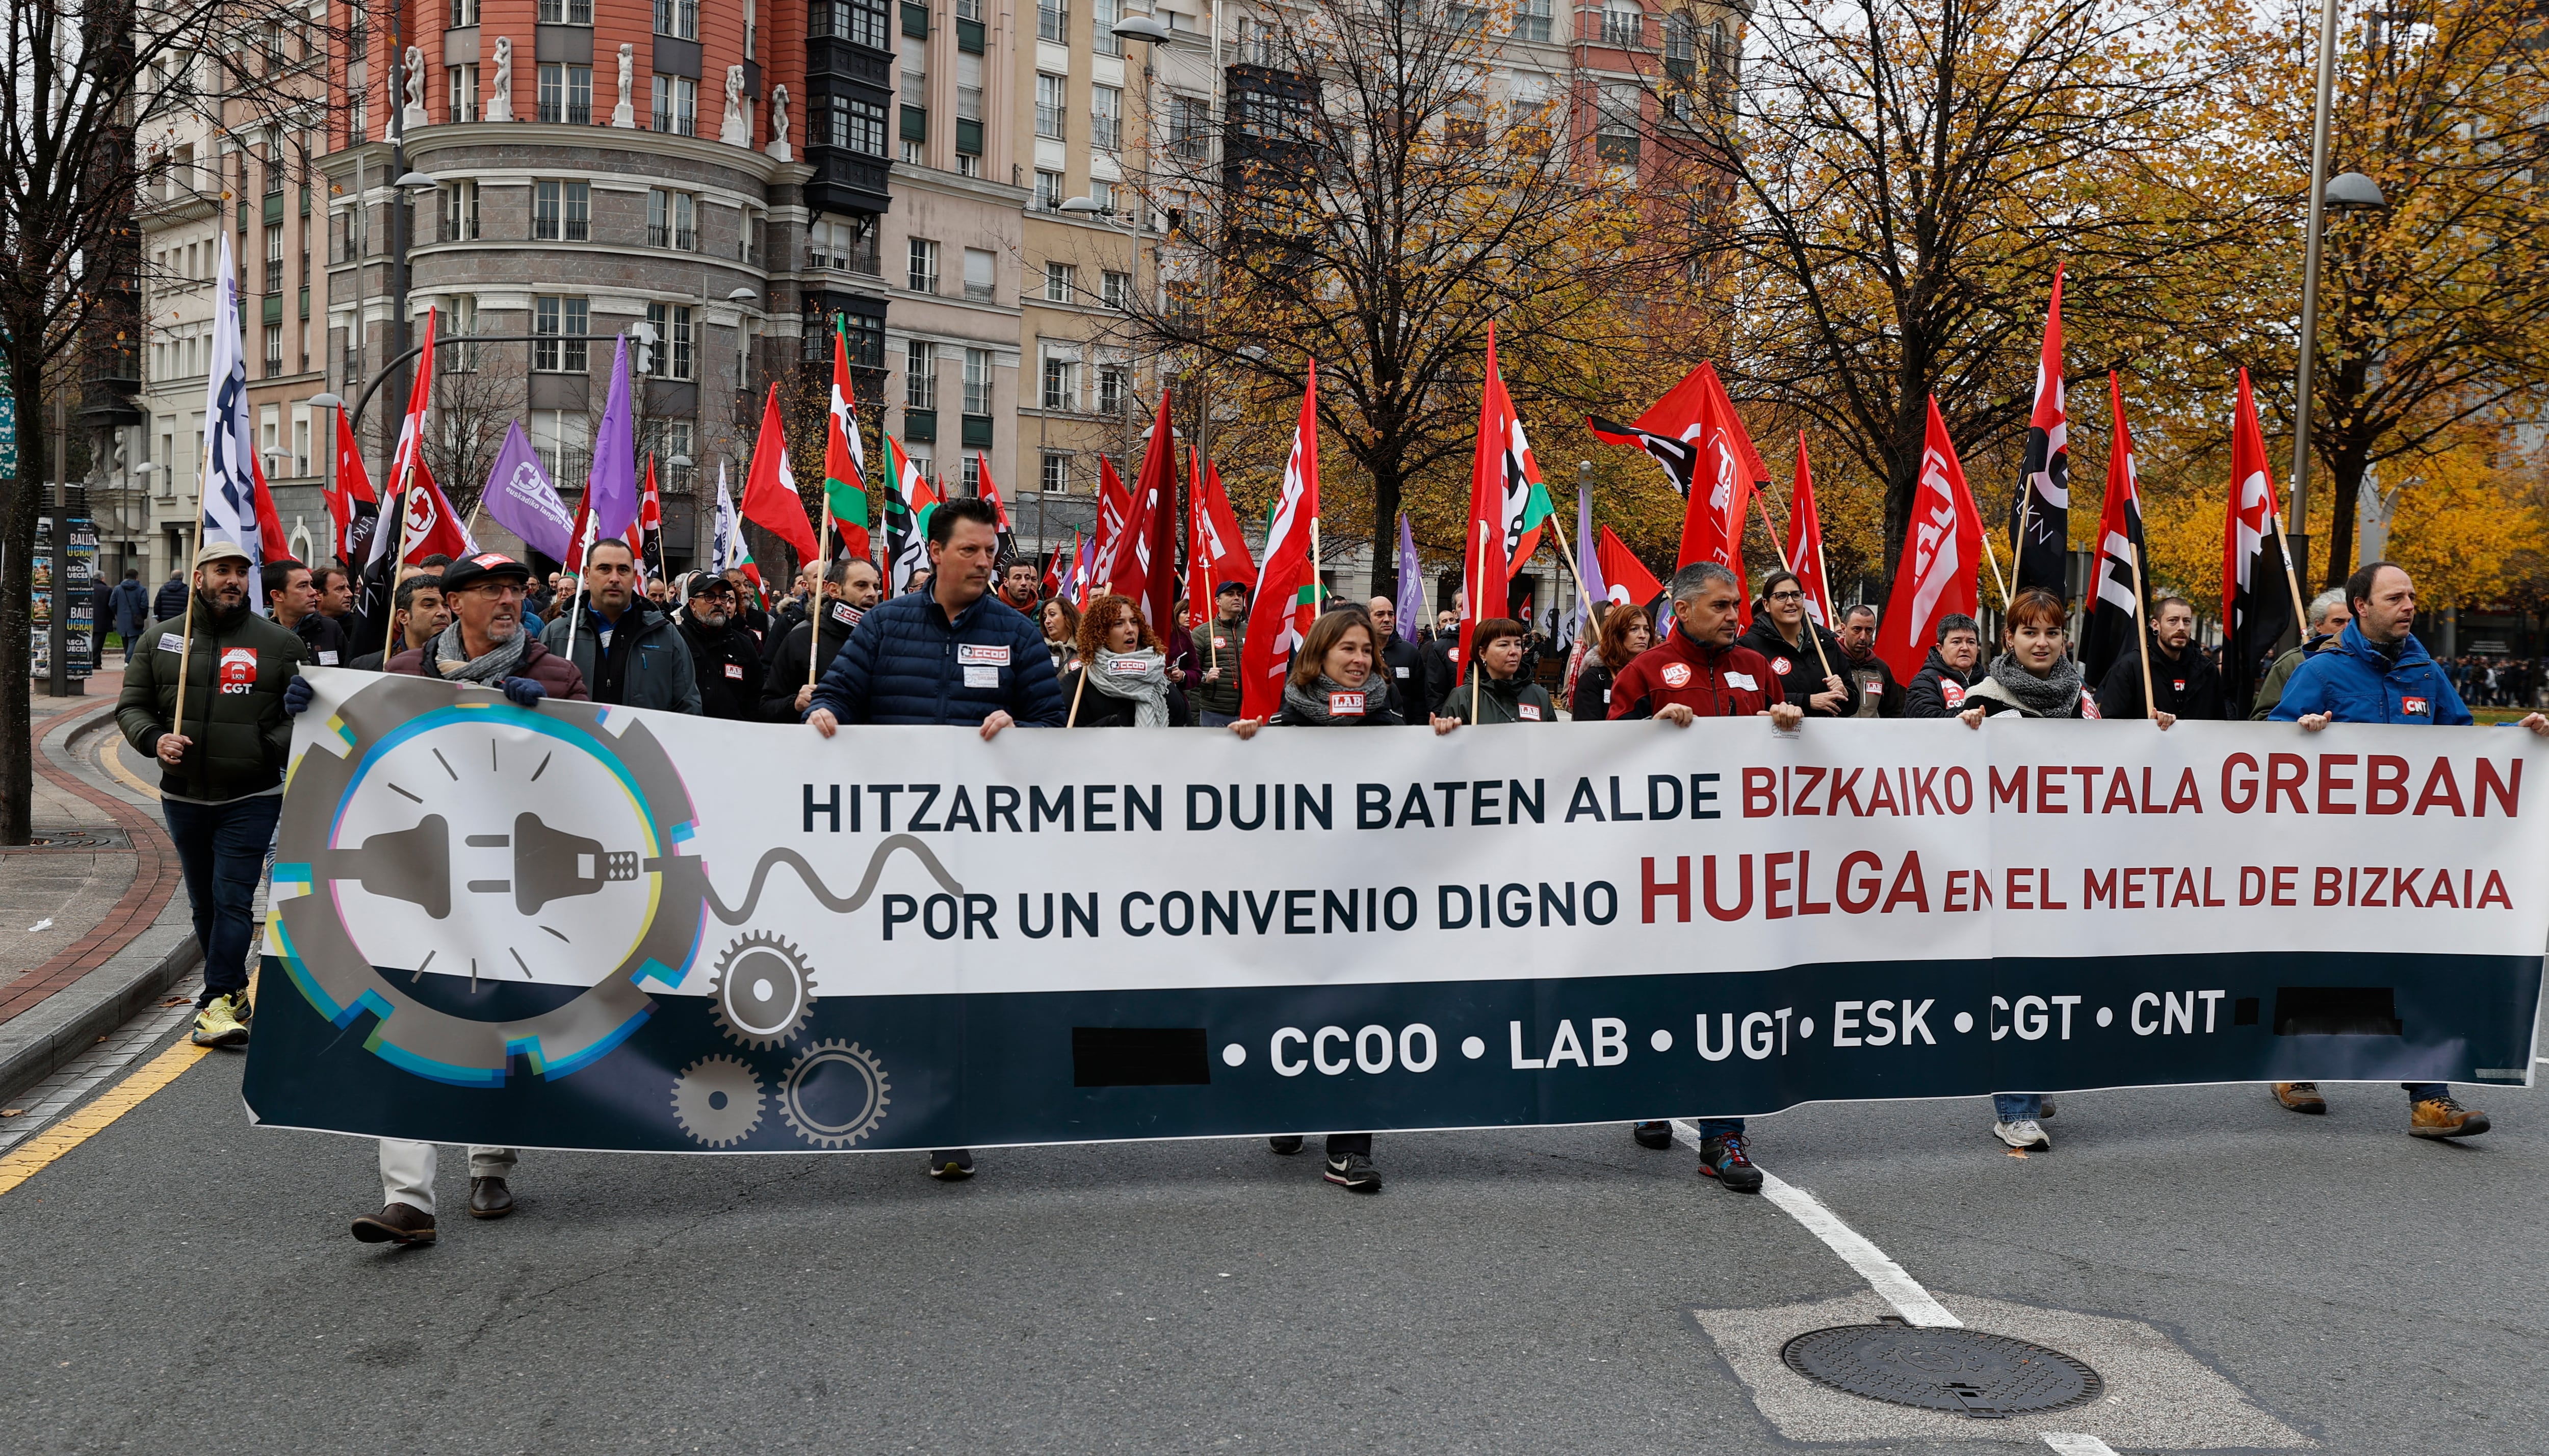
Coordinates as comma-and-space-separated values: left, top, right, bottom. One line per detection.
2011, 267, 2070, 597
2223, 369, 2295, 713
2079, 373, 2152, 686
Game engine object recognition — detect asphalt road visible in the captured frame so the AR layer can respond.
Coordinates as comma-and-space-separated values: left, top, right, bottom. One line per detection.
3, 1006, 2542, 1455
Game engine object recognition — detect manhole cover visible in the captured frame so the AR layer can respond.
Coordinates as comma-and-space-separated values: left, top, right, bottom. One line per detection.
9, 827, 129, 850
1782, 1322, 2100, 1418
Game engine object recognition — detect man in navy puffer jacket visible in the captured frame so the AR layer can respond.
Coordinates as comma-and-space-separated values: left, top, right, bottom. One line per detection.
2269, 560, 2548, 1135
805, 497, 1060, 1184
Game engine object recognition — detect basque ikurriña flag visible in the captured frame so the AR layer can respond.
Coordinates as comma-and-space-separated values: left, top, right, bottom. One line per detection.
1240, 361, 1321, 721
1875, 398, 1985, 686
2011, 267, 2071, 598
824, 320, 873, 561
2080, 373, 2153, 687
2223, 369, 2294, 713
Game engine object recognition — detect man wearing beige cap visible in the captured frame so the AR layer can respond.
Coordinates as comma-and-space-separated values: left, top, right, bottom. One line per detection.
116, 539, 310, 1048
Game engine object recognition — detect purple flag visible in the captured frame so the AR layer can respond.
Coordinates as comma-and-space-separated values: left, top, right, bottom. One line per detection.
1575, 485, 1605, 604
586, 334, 638, 539
481, 420, 576, 561
1393, 512, 1423, 644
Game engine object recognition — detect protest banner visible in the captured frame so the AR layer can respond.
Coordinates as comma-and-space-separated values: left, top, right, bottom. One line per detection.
245, 671, 2545, 1152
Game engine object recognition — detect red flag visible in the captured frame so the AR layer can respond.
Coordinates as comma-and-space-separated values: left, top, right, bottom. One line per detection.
1197, 459, 1254, 586
1041, 538, 1067, 599
327, 408, 379, 564
249, 452, 291, 562
629, 454, 662, 568
2223, 368, 2294, 710
1240, 363, 1320, 721
1595, 526, 1663, 607
1785, 434, 1833, 629
1875, 398, 1985, 686
976, 455, 1014, 534
1121, 391, 1181, 629
1674, 377, 1754, 576
562, 491, 596, 574
741, 382, 820, 564
1093, 455, 1132, 584
2012, 266, 2071, 596
1586, 361, 1767, 501
1184, 446, 1214, 629
393, 457, 474, 565
1458, 325, 1515, 678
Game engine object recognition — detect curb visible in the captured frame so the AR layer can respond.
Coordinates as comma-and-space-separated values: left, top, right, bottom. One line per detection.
0, 928, 203, 1105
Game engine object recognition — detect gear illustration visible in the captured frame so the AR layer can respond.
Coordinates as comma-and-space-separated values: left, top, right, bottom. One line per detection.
671, 1055, 766, 1148
709, 932, 817, 1049
779, 1040, 891, 1149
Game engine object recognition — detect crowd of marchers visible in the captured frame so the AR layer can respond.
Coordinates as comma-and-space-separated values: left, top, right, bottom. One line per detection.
108, 495, 2549, 1249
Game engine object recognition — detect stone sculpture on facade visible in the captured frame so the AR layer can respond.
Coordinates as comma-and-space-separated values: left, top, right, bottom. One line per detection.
486, 36, 515, 122
767, 85, 792, 161
611, 43, 636, 128
721, 65, 750, 145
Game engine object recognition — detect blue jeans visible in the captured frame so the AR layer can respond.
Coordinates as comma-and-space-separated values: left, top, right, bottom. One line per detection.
162, 794, 282, 1000
1993, 1094, 2041, 1121
1697, 1119, 1744, 1141
1198, 709, 1239, 728
2402, 1082, 2449, 1102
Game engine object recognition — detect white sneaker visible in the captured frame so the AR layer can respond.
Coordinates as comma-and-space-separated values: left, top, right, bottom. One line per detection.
1994, 1119, 2050, 1150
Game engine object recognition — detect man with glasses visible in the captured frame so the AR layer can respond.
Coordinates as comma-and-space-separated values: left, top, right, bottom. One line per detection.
1833, 603, 1904, 718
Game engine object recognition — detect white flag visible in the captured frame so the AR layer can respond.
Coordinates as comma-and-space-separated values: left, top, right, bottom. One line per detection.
201, 235, 265, 612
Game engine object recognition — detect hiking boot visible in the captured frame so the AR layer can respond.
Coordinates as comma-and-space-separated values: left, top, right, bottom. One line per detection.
467, 1178, 515, 1219
1631, 1122, 1675, 1150
1994, 1119, 2050, 1151
1322, 1152, 1382, 1192
1698, 1135, 1762, 1192
350, 1203, 436, 1245
2272, 1082, 2327, 1114
2409, 1096, 2490, 1139
191, 991, 250, 1049
1267, 1135, 1305, 1155
926, 1149, 976, 1180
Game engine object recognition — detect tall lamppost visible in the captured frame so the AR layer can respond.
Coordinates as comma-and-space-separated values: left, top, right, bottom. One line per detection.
2288, 0, 2389, 587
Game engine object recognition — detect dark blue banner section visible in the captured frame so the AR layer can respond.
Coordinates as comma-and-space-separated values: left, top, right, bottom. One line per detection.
243, 950, 2541, 1152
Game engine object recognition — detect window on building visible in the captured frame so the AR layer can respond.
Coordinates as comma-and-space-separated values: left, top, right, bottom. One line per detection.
449, 293, 480, 371
264, 223, 284, 294
1032, 169, 1063, 212
537, 0, 592, 20
955, 0, 979, 17
654, 74, 697, 135
841, 311, 886, 368
1093, 0, 1119, 54
1034, 74, 1066, 139
439, 180, 478, 242
1168, 95, 1207, 159
451, 0, 478, 24
1601, 3, 1641, 47
264, 323, 283, 378
533, 179, 590, 240
1097, 362, 1125, 414
1596, 82, 1641, 163
963, 247, 995, 301
963, 348, 992, 414
1514, 0, 1552, 41
1044, 262, 1076, 303
534, 295, 589, 371
539, 63, 593, 123
1101, 269, 1130, 309
905, 340, 936, 407
654, 0, 698, 38
447, 63, 480, 121
1040, 451, 1071, 493
907, 237, 939, 293
817, 94, 888, 154
647, 189, 696, 249
1089, 85, 1121, 151
808, 216, 877, 272
812, 0, 890, 46
1040, 354, 1078, 411
1037, 0, 1067, 41
294, 414, 311, 476
646, 302, 695, 380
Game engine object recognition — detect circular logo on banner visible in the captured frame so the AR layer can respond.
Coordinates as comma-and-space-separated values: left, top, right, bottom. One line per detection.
1661, 662, 1694, 688
1772, 656, 1793, 677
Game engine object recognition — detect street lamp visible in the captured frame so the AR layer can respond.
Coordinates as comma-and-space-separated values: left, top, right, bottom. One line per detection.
726, 288, 759, 304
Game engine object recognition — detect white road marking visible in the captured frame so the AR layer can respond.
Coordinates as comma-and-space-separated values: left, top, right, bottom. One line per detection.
2041, 1434, 2119, 1455
1670, 1120, 1962, 1328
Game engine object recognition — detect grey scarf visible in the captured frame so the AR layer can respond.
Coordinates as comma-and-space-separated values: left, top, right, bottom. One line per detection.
1083, 647, 1169, 726
1984, 651, 2085, 717
1281, 673, 1376, 725
430, 621, 528, 684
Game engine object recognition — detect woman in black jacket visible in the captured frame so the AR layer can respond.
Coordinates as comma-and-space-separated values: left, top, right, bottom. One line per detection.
1571, 605, 1652, 722
1057, 594, 1191, 727
1902, 613, 1983, 718
1228, 605, 1396, 1191
1735, 568, 1850, 715
1438, 616, 1556, 726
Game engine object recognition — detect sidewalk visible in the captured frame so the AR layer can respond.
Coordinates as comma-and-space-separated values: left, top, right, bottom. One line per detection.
0, 671, 203, 1103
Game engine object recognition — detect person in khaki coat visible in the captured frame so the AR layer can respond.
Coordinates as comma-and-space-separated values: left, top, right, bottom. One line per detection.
117, 540, 309, 1049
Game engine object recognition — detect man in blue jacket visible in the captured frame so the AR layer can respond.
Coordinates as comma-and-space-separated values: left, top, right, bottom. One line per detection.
2271, 560, 2547, 1134
807, 496, 1061, 1182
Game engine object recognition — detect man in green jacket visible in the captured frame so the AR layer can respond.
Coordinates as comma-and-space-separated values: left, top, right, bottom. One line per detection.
1190, 581, 1249, 725
117, 540, 310, 1048
2248, 587, 2350, 720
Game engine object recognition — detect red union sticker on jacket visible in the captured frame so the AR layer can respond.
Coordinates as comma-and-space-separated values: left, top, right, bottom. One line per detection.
2404, 695, 2430, 716
1772, 656, 1793, 677
1518, 703, 1542, 721
1660, 663, 1694, 688
956, 644, 1011, 667
1328, 691, 1366, 716
1942, 680, 1966, 707
218, 647, 257, 694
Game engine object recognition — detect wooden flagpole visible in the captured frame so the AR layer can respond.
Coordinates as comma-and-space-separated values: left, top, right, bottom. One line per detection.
809, 506, 833, 700
1978, 526, 2016, 613
1468, 533, 1485, 724
1753, 489, 1835, 684
378, 490, 416, 661
170, 510, 205, 761
2127, 538, 2157, 719
2269, 509, 2310, 636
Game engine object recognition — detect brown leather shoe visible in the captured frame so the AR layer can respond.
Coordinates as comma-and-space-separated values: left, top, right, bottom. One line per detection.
351, 1202, 437, 1245
2272, 1082, 2327, 1113
2410, 1096, 2490, 1139
467, 1177, 516, 1218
